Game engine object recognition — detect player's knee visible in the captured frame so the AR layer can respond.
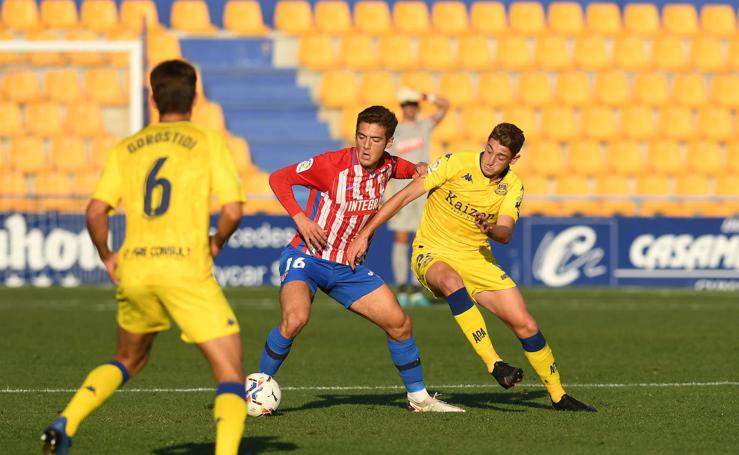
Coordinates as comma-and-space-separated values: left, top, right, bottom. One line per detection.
281, 314, 309, 339
439, 276, 465, 296
514, 318, 539, 339
386, 313, 412, 341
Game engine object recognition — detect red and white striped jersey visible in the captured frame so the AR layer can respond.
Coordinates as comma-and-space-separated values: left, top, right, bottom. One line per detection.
269, 147, 416, 264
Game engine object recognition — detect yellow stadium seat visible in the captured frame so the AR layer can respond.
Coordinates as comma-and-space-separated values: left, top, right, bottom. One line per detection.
460, 105, 496, 140
432, 1, 468, 35
80, 0, 120, 33
0, 30, 26, 65
318, 70, 357, 108
2, 0, 41, 32
711, 75, 739, 109
470, 1, 507, 36
67, 102, 107, 137
438, 72, 474, 107
635, 174, 672, 216
497, 36, 534, 71
34, 172, 73, 196
379, 35, 417, 71
573, 35, 610, 70
419, 35, 456, 71
430, 109, 460, 143
447, 139, 484, 154
120, 0, 161, 32
2, 71, 41, 103
557, 174, 598, 216
458, 35, 495, 71
727, 143, 739, 175
171, 0, 217, 34
517, 72, 552, 108
548, 2, 584, 36
686, 141, 723, 176
624, 3, 660, 36
659, 106, 695, 141
26, 102, 64, 137
528, 141, 565, 176
672, 73, 708, 108
621, 105, 656, 141
585, 2, 621, 35
593, 71, 630, 107
64, 30, 109, 66
633, 72, 670, 107
273, 0, 314, 34
541, 106, 578, 141
40, 0, 79, 30
700, 5, 736, 38
340, 105, 363, 140
509, 2, 545, 36
50, 136, 88, 174
146, 30, 182, 66
192, 101, 225, 132
478, 72, 513, 107
715, 174, 739, 215
555, 71, 591, 107
595, 175, 637, 216
339, 35, 378, 70
398, 71, 434, 94
90, 136, 115, 170
697, 106, 734, 142
0, 172, 30, 199
652, 36, 689, 72
226, 135, 255, 174
607, 141, 645, 175
74, 171, 103, 200
0, 102, 24, 137
582, 106, 617, 141
663, 4, 699, 36
568, 141, 605, 176
85, 68, 127, 106
518, 174, 560, 216
223, 0, 269, 36
314, 0, 352, 35
298, 35, 338, 70
354, 1, 391, 35
9, 136, 47, 174
691, 36, 727, 73
648, 140, 684, 175
501, 106, 539, 140
358, 71, 396, 106
536, 35, 572, 71
393, 1, 430, 35
613, 36, 649, 71
27, 30, 64, 66
674, 174, 713, 216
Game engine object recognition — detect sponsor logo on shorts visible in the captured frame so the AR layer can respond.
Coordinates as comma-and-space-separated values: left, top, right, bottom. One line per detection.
500, 273, 508, 280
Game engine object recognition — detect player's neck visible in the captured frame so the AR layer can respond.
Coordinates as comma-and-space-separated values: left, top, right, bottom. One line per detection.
159, 112, 191, 123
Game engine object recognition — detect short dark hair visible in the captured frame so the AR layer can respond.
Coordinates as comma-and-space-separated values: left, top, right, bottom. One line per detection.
488, 123, 525, 155
150, 60, 197, 115
356, 105, 398, 140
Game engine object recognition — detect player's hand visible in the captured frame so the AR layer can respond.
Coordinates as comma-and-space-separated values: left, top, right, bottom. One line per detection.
347, 234, 369, 270
209, 235, 223, 258
294, 213, 327, 254
413, 162, 428, 179
102, 252, 119, 286
474, 212, 493, 235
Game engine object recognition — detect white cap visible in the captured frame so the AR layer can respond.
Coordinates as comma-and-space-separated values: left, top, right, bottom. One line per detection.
397, 87, 421, 104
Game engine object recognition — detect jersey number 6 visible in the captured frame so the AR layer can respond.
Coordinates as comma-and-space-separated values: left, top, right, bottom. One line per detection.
144, 157, 172, 217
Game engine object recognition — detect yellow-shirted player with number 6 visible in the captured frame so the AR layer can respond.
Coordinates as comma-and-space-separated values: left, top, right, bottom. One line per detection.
41, 60, 248, 455
348, 123, 596, 412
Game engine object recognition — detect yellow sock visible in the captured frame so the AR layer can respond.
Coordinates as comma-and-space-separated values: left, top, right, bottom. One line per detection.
61, 361, 128, 436
524, 343, 566, 402
454, 306, 502, 372
214, 383, 247, 455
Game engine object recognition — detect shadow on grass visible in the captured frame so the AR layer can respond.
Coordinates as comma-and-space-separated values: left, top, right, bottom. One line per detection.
152, 436, 298, 455
286, 389, 550, 413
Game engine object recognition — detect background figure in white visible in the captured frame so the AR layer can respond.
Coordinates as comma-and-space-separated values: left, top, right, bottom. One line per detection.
387, 88, 449, 307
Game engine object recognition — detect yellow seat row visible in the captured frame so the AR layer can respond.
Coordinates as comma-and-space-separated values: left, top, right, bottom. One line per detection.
0, 69, 128, 105
0, 102, 108, 138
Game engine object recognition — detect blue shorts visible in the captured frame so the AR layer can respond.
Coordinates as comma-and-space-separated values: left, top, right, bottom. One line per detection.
279, 247, 385, 308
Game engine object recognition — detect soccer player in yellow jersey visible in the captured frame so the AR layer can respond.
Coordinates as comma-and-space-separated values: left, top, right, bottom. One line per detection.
41, 60, 249, 454
348, 123, 596, 412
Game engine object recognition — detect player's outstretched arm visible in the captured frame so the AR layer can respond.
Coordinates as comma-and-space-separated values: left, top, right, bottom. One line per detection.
474, 213, 516, 245
347, 177, 427, 269
86, 199, 118, 285
211, 201, 243, 257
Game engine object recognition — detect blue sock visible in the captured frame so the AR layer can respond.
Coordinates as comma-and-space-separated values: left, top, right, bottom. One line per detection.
446, 288, 474, 316
259, 326, 294, 376
519, 330, 547, 352
387, 337, 425, 393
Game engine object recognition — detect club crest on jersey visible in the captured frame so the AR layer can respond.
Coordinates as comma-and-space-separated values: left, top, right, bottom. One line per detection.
495, 183, 508, 196
428, 159, 442, 174
296, 158, 314, 173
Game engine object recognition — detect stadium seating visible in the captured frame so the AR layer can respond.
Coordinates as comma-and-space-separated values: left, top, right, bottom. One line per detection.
585, 2, 621, 35
548, 2, 584, 36
80, 0, 121, 33
2, 0, 42, 32
354, 1, 392, 35
39, 0, 79, 30
120, 0, 161, 32
432, 1, 468, 35
469, 1, 507, 36
223, 0, 269, 36
314, 0, 352, 35
701, 4, 736, 37
170, 0, 217, 34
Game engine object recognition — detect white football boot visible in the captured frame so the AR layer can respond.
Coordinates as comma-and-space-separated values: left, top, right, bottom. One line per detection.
407, 393, 465, 413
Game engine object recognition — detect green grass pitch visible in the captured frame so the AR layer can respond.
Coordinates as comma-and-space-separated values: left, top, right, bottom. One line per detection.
1, 287, 737, 454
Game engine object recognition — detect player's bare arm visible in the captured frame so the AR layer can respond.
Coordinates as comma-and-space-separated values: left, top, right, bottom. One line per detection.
347, 177, 427, 269
428, 94, 450, 124
210, 201, 243, 257
86, 199, 118, 285
474, 213, 516, 245
412, 162, 428, 179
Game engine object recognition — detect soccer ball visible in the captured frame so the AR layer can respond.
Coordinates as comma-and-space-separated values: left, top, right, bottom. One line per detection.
245, 373, 281, 416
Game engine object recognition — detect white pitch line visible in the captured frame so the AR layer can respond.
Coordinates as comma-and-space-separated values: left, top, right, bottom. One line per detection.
1, 381, 737, 394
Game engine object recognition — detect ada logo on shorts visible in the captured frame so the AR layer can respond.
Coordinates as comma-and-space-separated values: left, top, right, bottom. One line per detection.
296, 158, 314, 173
495, 183, 508, 196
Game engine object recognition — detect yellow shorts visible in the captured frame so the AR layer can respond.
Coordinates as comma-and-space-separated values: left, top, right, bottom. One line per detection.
116, 276, 240, 344
411, 243, 517, 299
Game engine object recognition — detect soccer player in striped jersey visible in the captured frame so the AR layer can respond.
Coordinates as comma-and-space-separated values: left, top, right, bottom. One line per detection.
258, 105, 463, 413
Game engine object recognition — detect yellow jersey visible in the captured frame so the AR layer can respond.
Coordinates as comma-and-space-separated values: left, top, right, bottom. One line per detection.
92, 121, 245, 281
415, 151, 524, 253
